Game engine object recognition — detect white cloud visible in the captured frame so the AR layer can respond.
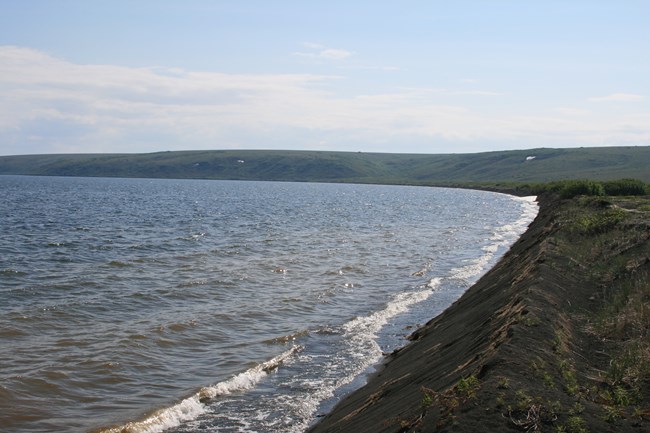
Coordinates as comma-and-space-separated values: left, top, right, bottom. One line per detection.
301, 42, 324, 50
394, 87, 501, 97
292, 43, 353, 60
555, 107, 591, 116
1, 46, 649, 155
337, 64, 401, 72
588, 93, 645, 102
453, 90, 501, 96
318, 49, 353, 60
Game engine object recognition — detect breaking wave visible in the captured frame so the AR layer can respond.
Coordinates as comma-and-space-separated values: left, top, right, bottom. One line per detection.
99, 346, 301, 433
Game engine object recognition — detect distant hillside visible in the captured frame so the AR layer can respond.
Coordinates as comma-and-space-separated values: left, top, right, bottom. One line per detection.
1, 147, 649, 184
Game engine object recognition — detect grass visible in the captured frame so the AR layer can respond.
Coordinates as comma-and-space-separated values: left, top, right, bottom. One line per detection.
594, 272, 649, 342
457, 375, 481, 399
519, 312, 542, 327
565, 415, 588, 433
504, 391, 564, 433
556, 195, 650, 427
572, 207, 627, 235
497, 377, 510, 390
2, 147, 650, 184
597, 274, 650, 390
499, 194, 649, 432
418, 375, 482, 428
558, 360, 581, 397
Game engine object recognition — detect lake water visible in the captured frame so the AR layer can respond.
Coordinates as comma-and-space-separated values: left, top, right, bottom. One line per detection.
0, 176, 537, 433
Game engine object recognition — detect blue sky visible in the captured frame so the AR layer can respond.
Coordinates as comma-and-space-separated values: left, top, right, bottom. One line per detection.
1, 0, 648, 155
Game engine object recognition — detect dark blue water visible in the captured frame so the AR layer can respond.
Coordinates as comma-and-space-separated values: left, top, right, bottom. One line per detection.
0, 176, 537, 433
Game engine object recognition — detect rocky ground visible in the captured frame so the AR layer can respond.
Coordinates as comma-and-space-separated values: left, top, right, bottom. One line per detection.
308, 193, 650, 433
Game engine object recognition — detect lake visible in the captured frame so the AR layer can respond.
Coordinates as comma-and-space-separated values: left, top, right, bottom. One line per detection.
0, 176, 537, 433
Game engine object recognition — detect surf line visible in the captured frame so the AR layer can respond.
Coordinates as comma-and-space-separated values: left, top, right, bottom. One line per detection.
99, 345, 301, 433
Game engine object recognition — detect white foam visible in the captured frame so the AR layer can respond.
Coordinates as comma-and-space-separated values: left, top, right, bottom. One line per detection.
98, 197, 540, 433
450, 196, 538, 282
236, 197, 537, 432
267, 279, 444, 433
107, 397, 205, 433
99, 346, 300, 433
514, 196, 539, 228
199, 345, 300, 400
450, 253, 493, 282
427, 276, 442, 289
343, 278, 441, 341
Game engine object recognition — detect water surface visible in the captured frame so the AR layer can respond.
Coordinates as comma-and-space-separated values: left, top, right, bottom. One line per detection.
0, 176, 537, 432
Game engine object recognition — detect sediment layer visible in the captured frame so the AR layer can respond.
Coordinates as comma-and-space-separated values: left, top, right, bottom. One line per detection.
309, 194, 649, 432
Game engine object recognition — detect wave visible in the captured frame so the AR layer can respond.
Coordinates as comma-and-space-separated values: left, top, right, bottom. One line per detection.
285, 195, 538, 432
1, 268, 28, 277
108, 260, 132, 268
343, 279, 441, 341
450, 196, 537, 282
97, 346, 301, 433
263, 330, 310, 345
257, 278, 446, 433
0, 326, 28, 337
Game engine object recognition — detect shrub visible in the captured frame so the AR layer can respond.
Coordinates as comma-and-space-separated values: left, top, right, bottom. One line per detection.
557, 180, 605, 199
602, 179, 648, 196
457, 375, 480, 398
574, 208, 626, 235
535, 178, 649, 198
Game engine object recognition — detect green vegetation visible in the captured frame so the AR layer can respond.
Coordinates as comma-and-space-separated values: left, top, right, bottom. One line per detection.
533, 178, 649, 199
418, 375, 481, 428
457, 375, 481, 399
603, 179, 649, 196
497, 377, 510, 390
549, 195, 649, 429
541, 180, 606, 199
475, 194, 648, 433
1, 146, 649, 185
565, 415, 589, 433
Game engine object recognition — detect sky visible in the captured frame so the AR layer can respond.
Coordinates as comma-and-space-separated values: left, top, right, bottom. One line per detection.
1, 0, 649, 156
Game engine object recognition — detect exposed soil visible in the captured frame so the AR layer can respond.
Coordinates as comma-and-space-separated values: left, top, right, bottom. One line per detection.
308, 194, 650, 433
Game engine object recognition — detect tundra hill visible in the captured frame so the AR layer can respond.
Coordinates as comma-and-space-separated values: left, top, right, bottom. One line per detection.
1, 146, 649, 184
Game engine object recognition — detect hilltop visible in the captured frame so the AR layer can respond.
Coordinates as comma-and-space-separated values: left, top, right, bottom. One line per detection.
1, 146, 649, 185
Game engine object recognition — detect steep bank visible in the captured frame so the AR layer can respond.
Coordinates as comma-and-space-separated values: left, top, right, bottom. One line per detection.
308, 194, 650, 433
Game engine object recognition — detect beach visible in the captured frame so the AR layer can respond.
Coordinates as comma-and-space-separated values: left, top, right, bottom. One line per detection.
308, 193, 650, 433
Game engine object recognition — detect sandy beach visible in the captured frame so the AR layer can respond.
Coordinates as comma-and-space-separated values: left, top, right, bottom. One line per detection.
308, 193, 649, 433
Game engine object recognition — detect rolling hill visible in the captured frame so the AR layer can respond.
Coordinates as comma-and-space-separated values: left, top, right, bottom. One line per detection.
1, 146, 649, 185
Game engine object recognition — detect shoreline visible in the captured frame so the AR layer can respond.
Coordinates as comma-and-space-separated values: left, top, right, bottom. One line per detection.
308, 193, 649, 432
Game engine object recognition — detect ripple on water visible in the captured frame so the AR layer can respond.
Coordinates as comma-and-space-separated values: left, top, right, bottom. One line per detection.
1, 268, 29, 277
0, 326, 28, 338
0, 177, 538, 433
107, 260, 131, 268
